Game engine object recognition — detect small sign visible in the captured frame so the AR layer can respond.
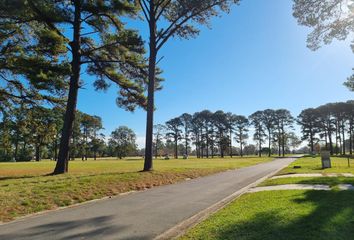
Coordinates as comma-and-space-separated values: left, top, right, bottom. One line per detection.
321, 151, 331, 169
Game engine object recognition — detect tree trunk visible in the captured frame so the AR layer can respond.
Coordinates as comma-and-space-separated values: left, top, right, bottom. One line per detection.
143, 2, 157, 171
259, 139, 262, 157
281, 131, 285, 157
278, 131, 281, 156
324, 131, 328, 149
350, 122, 353, 155
185, 127, 188, 156
174, 136, 178, 159
268, 129, 271, 157
206, 126, 209, 158
328, 131, 333, 155
342, 122, 346, 155
220, 132, 224, 158
14, 137, 19, 161
310, 131, 314, 153
229, 129, 232, 158
35, 144, 40, 162
53, 1, 81, 174
335, 123, 338, 155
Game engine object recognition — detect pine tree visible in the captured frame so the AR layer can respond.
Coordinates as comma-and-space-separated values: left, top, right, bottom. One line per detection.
139, 0, 240, 170
2, 0, 150, 173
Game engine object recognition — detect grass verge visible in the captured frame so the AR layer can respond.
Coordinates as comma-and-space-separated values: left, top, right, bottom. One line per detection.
278, 156, 354, 175
180, 190, 354, 240
260, 177, 354, 187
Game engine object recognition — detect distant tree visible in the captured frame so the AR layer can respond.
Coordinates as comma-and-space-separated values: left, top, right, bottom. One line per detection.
179, 113, 193, 156
286, 132, 302, 153
293, 0, 354, 91
10, 104, 30, 161
0, 111, 13, 161
331, 102, 348, 155
243, 144, 256, 156
153, 124, 165, 158
226, 112, 237, 157
49, 107, 64, 161
79, 114, 103, 160
140, 0, 241, 171
165, 117, 183, 159
261, 109, 276, 157
317, 104, 335, 154
234, 115, 249, 157
212, 111, 229, 158
90, 135, 106, 160
27, 107, 57, 161
297, 108, 320, 153
249, 111, 266, 157
191, 112, 204, 158
346, 100, 354, 155
199, 110, 213, 158
109, 126, 137, 159
274, 109, 294, 157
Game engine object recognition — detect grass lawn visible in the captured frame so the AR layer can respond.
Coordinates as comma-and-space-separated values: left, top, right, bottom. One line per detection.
261, 156, 354, 187
180, 156, 354, 240
0, 156, 271, 222
0, 156, 270, 177
278, 156, 354, 175
180, 190, 354, 240
260, 177, 354, 187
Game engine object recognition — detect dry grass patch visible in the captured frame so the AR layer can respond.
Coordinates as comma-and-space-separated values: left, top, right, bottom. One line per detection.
0, 157, 271, 222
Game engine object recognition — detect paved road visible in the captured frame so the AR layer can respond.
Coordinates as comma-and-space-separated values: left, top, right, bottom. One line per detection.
0, 157, 297, 240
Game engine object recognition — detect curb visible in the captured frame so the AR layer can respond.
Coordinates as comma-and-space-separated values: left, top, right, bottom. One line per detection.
154, 162, 289, 240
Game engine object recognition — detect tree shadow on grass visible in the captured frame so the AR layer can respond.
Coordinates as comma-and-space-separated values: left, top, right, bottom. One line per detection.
0, 215, 139, 240
296, 177, 354, 187
206, 191, 354, 240
0, 174, 51, 181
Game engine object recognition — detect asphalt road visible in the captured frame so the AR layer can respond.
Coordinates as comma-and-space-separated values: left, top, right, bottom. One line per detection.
0, 157, 297, 240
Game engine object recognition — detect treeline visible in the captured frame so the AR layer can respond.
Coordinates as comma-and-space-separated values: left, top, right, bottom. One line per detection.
154, 109, 300, 159
155, 101, 354, 159
298, 101, 354, 155
0, 105, 138, 162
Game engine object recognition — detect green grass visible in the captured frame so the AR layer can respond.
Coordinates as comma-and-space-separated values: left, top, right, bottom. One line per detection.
260, 177, 354, 187
259, 156, 354, 187
181, 190, 354, 240
0, 156, 271, 222
278, 156, 354, 175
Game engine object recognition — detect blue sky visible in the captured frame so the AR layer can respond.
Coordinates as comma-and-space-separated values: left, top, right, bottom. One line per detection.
77, 0, 353, 147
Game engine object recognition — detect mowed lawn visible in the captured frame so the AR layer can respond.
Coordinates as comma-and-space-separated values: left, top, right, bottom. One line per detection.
181, 156, 354, 240
261, 156, 354, 187
180, 190, 354, 240
0, 156, 271, 222
278, 156, 354, 174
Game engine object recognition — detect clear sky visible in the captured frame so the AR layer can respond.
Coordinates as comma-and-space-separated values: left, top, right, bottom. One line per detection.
77, 0, 353, 148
